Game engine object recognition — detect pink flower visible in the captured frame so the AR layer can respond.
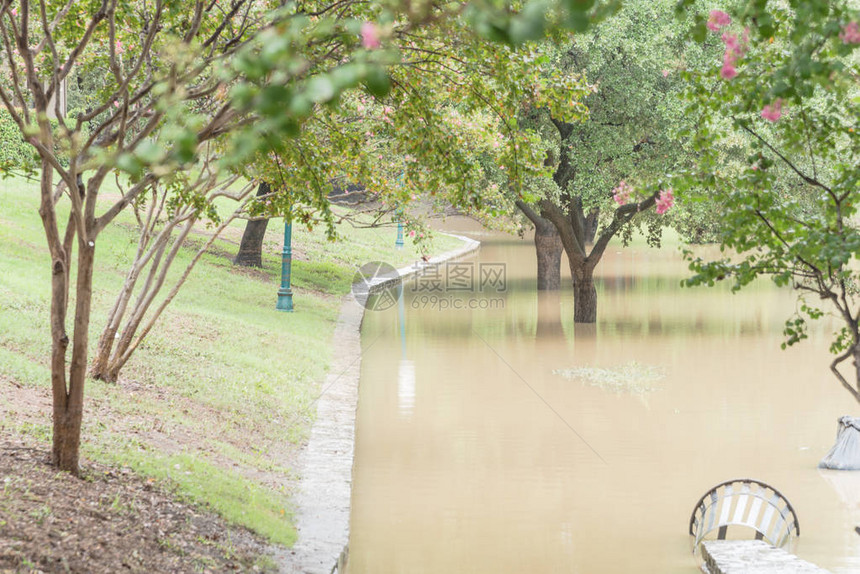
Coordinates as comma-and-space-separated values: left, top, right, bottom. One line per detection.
661, 69, 670, 78
761, 99, 783, 122
707, 10, 731, 32
612, 180, 633, 205
719, 32, 746, 80
409, 230, 415, 237
361, 22, 380, 49
115, 40, 124, 54
655, 188, 674, 215
721, 32, 745, 61
840, 21, 860, 44
720, 62, 737, 80
722, 33, 739, 55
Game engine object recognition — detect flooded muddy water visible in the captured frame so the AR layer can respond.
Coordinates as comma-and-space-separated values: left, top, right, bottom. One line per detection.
348, 227, 860, 573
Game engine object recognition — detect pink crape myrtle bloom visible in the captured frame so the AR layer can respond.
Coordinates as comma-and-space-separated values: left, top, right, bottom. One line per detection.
707, 10, 732, 32
612, 180, 633, 205
720, 62, 737, 80
361, 22, 380, 49
655, 188, 674, 215
719, 32, 746, 80
761, 99, 783, 122
840, 22, 860, 44
722, 33, 745, 61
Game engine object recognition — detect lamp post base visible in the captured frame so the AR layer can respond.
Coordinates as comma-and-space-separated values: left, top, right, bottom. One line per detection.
277, 289, 294, 312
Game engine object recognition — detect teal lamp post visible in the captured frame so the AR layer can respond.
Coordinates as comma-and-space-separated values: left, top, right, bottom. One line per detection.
395, 173, 405, 250
395, 207, 405, 250
277, 209, 294, 312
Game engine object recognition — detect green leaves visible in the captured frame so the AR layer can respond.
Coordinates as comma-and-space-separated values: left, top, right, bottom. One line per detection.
306, 76, 336, 104
466, 0, 620, 46
677, 0, 860, 395
363, 66, 391, 98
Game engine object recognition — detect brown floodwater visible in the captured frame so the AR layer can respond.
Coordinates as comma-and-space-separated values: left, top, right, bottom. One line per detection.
348, 225, 860, 573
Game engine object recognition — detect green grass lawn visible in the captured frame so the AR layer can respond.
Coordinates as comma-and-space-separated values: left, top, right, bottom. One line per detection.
0, 176, 464, 547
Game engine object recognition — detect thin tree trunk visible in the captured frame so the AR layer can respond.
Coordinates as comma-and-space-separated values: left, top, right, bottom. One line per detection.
854, 346, 860, 391
233, 182, 271, 267
102, 215, 198, 382
55, 240, 95, 473
40, 161, 95, 474
93, 183, 253, 384
91, 209, 184, 381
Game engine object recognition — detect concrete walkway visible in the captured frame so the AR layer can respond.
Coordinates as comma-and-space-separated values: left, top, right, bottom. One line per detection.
284, 233, 480, 573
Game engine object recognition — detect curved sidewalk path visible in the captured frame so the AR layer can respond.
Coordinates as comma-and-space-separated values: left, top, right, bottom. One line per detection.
284, 234, 480, 573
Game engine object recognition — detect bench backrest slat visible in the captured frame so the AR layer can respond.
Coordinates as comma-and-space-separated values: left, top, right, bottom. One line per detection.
689, 479, 799, 551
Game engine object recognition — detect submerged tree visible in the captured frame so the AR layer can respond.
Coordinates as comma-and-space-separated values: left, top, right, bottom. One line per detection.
513, 0, 697, 321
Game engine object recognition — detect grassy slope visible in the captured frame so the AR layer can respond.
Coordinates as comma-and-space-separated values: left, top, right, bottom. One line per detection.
0, 176, 462, 547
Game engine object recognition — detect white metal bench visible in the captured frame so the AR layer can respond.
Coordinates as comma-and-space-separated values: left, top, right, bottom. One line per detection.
689, 479, 800, 550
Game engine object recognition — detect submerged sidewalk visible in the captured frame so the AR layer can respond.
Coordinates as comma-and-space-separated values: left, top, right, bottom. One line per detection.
285, 233, 481, 573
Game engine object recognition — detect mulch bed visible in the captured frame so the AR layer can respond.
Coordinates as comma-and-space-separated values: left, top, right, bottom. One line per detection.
0, 435, 275, 573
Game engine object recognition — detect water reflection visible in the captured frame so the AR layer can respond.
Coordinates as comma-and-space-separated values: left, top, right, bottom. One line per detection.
535, 291, 564, 340
398, 294, 415, 417
349, 232, 860, 574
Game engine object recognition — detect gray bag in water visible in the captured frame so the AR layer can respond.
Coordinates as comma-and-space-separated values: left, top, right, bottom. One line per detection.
819, 416, 860, 470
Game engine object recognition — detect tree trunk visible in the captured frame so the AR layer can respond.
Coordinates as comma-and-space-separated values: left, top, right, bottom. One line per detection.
535, 223, 562, 291
233, 182, 271, 267
584, 208, 599, 244
516, 199, 562, 291
42, 165, 95, 475
52, 408, 82, 471
54, 230, 96, 473
571, 261, 597, 323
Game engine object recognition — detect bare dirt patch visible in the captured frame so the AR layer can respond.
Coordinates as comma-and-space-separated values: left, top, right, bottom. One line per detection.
0, 433, 274, 574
